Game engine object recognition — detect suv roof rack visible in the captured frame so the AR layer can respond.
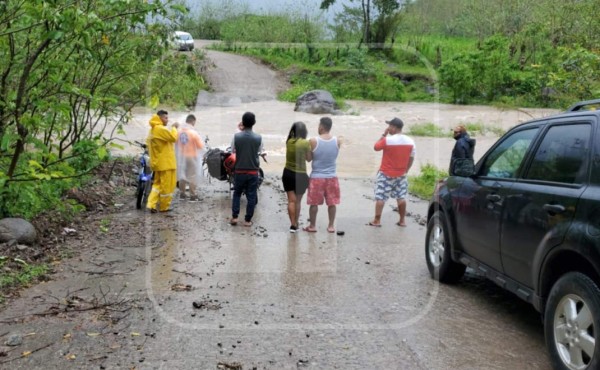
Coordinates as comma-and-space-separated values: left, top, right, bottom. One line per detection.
566, 99, 600, 112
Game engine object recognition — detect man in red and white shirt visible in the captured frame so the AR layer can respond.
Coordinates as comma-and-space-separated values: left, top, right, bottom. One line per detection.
368, 117, 416, 227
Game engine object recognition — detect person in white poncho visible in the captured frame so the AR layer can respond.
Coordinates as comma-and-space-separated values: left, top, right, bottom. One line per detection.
176, 114, 205, 202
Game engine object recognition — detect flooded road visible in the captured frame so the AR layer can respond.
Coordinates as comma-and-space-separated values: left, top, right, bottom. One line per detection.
0, 42, 556, 369
118, 100, 557, 178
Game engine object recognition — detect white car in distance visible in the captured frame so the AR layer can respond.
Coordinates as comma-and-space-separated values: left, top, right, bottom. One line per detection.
172, 31, 194, 51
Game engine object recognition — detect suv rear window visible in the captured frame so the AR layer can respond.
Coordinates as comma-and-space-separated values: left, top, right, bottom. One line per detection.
525, 123, 591, 184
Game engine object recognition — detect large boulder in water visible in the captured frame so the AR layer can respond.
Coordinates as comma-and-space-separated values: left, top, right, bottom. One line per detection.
0, 218, 38, 245
294, 90, 341, 115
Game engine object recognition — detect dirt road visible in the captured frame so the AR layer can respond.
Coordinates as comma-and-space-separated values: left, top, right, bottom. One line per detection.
0, 43, 554, 369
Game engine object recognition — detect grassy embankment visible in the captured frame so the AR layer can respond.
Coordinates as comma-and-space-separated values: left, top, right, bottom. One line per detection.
211, 35, 477, 105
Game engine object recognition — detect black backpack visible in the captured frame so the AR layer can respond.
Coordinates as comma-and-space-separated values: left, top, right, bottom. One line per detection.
204, 148, 227, 181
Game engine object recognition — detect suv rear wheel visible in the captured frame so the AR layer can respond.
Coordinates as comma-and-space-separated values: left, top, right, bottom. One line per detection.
425, 211, 466, 283
545, 272, 599, 370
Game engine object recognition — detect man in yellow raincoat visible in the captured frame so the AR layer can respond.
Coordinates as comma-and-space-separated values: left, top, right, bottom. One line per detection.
146, 110, 178, 213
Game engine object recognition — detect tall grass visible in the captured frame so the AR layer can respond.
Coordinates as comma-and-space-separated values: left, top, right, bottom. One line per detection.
407, 122, 447, 137
393, 34, 478, 67
409, 164, 448, 199
462, 122, 505, 137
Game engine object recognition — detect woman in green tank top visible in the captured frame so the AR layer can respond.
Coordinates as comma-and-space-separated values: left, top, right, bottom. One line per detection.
282, 122, 312, 232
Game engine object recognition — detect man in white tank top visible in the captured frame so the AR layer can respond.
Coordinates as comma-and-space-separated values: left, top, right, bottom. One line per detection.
304, 117, 342, 233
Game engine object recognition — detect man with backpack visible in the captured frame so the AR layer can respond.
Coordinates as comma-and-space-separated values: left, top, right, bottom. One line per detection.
449, 124, 476, 175
230, 112, 263, 227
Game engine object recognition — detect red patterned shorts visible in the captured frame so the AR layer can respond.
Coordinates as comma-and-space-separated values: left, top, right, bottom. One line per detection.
307, 177, 340, 206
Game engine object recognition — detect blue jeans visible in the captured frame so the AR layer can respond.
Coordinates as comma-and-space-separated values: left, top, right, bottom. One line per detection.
231, 173, 259, 222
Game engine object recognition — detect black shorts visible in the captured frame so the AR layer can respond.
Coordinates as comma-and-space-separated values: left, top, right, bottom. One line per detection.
282, 168, 309, 195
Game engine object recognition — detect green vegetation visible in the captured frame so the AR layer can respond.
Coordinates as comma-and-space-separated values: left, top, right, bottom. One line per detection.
462, 122, 505, 137
278, 69, 405, 103
214, 44, 408, 102
0, 1, 188, 219
407, 123, 447, 137
409, 164, 448, 199
99, 218, 111, 233
152, 51, 209, 109
0, 258, 49, 290
181, 0, 324, 43
407, 122, 504, 138
185, 0, 599, 108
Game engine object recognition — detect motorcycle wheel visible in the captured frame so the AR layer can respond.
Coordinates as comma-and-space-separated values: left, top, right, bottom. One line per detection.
136, 179, 145, 209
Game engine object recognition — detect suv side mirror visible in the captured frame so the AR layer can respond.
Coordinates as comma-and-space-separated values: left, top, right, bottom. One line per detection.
453, 159, 475, 177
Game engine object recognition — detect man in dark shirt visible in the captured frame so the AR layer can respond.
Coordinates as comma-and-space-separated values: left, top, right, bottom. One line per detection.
449, 125, 476, 175
230, 112, 263, 227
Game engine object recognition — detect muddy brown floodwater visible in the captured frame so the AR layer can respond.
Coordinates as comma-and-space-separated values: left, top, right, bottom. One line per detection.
0, 41, 555, 369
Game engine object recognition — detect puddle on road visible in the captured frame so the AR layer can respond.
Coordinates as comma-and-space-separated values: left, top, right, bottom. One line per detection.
150, 228, 177, 291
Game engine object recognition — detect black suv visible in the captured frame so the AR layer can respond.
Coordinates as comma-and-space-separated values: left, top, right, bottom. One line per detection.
426, 99, 600, 370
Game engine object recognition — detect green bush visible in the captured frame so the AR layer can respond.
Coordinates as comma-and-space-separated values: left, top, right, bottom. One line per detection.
461, 122, 505, 137
0, 171, 85, 220
279, 69, 405, 102
409, 164, 448, 199
439, 36, 519, 104
150, 51, 208, 109
407, 122, 447, 137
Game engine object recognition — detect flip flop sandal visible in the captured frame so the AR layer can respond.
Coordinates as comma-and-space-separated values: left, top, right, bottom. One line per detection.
367, 222, 382, 227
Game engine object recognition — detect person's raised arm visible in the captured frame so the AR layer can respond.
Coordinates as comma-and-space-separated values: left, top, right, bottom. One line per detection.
305, 141, 313, 162
374, 128, 389, 151
374, 136, 386, 151
154, 124, 178, 143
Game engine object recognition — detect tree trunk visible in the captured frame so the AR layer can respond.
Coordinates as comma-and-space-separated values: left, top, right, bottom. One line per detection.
6, 36, 51, 179
361, 0, 371, 47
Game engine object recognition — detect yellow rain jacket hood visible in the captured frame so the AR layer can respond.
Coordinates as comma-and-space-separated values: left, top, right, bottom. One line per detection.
147, 114, 178, 171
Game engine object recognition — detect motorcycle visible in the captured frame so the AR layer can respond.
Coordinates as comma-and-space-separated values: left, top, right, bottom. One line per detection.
202, 136, 266, 199
134, 141, 153, 209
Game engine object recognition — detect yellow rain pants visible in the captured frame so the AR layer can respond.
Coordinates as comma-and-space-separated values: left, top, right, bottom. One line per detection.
147, 169, 177, 212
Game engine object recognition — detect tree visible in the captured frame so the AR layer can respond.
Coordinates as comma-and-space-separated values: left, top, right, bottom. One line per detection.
321, 0, 402, 49
329, 5, 363, 43
0, 0, 185, 217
